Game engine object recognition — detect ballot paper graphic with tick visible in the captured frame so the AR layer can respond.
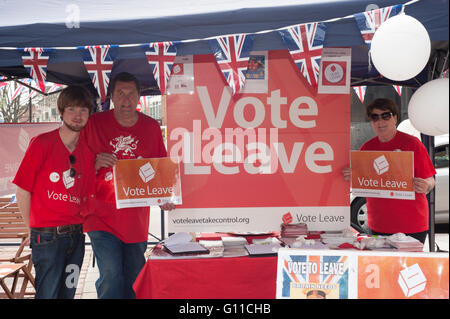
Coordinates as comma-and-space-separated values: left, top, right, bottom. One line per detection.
62, 169, 75, 189
373, 155, 389, 175
350, 151, 415, 200
139, 162, 155, 183
398, 263, 427, 297
113, 157, 182, 209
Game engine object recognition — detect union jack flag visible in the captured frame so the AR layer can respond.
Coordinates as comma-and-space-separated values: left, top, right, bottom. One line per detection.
208, 34, 255, 95
139, 96, 149, 112
279, 23, 326, 90
83, 46, 117, 102
0, 76, 7, 89
281, 254, 349, 299
393, 85, 402, 96
145, 42, 177, 95
353, 86, 367, 103
10, 82, 26, 101
47, 82, 63, 94
21, 48, 49, 93
354, 5, 402, 49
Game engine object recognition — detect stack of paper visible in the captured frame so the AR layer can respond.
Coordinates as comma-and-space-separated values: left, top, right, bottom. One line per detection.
244, 243, 282, 256
162, 232, 209, 255
222, 236, 248, 257
320, 230, 358, 249
290, 239, 329, 250
358, 236, 395, 250
281, 223, 308, 238
198, 240, 224, 258
386, 233, 424, 252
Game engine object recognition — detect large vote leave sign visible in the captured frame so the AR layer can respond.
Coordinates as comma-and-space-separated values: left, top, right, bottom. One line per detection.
166, 50, 350, 232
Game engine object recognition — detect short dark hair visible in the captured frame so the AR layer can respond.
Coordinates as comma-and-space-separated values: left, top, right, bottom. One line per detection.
57, 85, 94, 115
366, 98, 399, 120
109, 72, 141, 95
306, 290, 326, 298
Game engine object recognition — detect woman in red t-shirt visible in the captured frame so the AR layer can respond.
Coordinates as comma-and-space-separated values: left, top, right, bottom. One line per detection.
343, 98, 436, 244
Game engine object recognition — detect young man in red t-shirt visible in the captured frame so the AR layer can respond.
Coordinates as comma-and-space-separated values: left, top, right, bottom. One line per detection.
13, 85, 95, 299
81, 72, 175, 299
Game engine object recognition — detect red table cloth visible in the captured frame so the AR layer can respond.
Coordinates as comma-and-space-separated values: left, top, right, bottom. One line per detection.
133, 256, 277, 299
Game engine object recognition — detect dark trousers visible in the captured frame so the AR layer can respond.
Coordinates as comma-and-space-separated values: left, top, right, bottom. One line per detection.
30, 229, 85, 299
88, 230, 147, 299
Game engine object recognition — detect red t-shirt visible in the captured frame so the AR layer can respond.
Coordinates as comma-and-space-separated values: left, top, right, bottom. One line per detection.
360, 131, 436, 233
81, 110, 167, 243
13, 129, 95, 227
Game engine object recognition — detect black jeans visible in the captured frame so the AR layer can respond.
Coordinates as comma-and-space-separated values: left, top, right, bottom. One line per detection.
370, 230, 428, 244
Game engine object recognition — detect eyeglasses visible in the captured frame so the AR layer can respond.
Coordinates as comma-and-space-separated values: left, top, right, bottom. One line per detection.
69, 155, 76, 178
369, 111, 393, 122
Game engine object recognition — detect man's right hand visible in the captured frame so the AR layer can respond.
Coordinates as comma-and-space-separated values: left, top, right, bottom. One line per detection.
342, 166, 352, 181
95, 153, 117, 171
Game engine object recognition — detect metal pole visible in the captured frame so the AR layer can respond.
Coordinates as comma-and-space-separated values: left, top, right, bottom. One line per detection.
422, 134, 436, 252
160, 209, 166, 241
28, 96, 32, 122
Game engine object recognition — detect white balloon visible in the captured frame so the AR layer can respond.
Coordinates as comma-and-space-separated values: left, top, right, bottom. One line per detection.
397, 119, 421, 139
408, 78, 449, 136
370, 14, 431, 81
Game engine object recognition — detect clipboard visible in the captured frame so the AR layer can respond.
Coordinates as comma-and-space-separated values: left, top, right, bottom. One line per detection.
163, 242, 209, 255
244, 243, 281, 257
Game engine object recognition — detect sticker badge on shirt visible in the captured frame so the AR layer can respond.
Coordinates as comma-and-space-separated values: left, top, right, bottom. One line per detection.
62, 169, 75, 189
49, 172, 60, 183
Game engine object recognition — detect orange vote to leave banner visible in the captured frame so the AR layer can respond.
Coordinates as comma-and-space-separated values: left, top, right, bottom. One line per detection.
358, 254, 449, 299
351, 151, 414, 200
113, 157, 182, 209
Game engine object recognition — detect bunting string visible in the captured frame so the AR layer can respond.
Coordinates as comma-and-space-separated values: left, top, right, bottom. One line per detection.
0, 0, 420, 51
0, 0, 423, 97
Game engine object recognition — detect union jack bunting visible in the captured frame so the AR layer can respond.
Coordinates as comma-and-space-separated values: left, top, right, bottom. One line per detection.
145, 42, 177, 95
21, 48, 50, 93
354, 5, 402, 49
393, 85, 402, 96
21, 78, 38, 100
280, 254, 350, 299
82, 46, 117, 102
278, 22, 326, 90
10, 82, 26, 101
0, 77, 7, 89
139, 96, 149, 111
208, 34, 255, 94
47, 82, 63, 94
353, 86, 367, 103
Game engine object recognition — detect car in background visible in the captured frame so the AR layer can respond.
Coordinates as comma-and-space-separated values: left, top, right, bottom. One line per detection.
350, 120, 449, 233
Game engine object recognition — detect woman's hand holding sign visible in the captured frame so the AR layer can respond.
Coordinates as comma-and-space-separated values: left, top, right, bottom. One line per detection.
413, 177, 435, 194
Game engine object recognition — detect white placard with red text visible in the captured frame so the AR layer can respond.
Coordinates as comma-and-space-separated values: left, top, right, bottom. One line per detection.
318, 48, 351, 94
167, 50, 350, 232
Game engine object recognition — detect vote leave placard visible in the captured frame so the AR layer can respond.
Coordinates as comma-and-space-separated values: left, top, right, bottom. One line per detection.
166, 50, 350, 232
351, 151, 415, 200
113, 158, 182, 209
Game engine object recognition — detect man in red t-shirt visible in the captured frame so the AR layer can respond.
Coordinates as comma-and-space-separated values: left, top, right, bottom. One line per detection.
81, 72, 175, 299
13, 85, 95, 299
343, 99, 436, 244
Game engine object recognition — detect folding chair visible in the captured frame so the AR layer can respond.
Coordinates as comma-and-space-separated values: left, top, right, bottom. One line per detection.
0, 197, 35, 298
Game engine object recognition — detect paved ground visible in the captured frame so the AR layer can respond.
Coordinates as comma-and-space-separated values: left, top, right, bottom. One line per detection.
1, 210, 448, 299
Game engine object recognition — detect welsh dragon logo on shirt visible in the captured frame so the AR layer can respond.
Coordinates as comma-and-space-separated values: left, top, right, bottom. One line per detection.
110, 135, 139, 158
